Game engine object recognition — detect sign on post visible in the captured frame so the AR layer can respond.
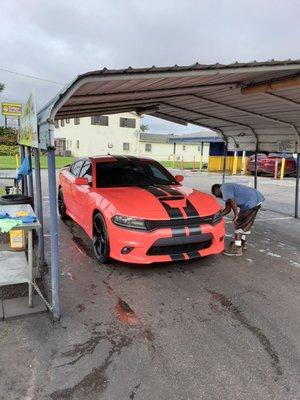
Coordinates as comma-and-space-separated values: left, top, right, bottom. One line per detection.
1, 102, 22, 117
18, 91, 39, 148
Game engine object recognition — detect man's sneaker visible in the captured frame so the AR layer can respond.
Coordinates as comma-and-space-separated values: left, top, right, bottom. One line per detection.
242, 240, 248, 250
223, 244, 243, 257
230, 240, 248, 250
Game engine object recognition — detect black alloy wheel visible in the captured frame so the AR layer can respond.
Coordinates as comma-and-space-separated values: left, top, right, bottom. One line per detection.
93, 213, 110, 264
58, 189, 68, 220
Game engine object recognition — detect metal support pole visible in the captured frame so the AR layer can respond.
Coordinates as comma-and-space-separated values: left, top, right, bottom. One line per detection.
295, 153, 300, 218
47, 148, 60, 320
222, 143, 227, 183
20, 145, 28, 195
33, 147, 45, 266
254, 151, 258, 189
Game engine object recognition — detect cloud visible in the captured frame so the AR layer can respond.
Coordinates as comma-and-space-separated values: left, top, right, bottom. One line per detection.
1, 0, 299, 132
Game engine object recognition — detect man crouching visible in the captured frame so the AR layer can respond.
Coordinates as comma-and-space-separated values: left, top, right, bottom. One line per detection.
212, 183, 265, 256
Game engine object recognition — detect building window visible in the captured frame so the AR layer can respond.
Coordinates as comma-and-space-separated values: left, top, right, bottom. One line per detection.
145, 143, 152, 152
120, 117, 136, 128
74, 117, 80, 125
123, 142, 130, 151
66, 118, 70, 124
61, 120, 65, 127
91, 115, 109, 126
182, 145, 186, 151
54, 120, 59, 128
76, 140, 80, 149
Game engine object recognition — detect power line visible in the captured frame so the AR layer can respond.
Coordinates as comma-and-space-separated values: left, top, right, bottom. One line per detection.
0, 67, 66, 85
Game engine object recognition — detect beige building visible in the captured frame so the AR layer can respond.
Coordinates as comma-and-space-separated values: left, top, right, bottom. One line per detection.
54, 113, 212, 163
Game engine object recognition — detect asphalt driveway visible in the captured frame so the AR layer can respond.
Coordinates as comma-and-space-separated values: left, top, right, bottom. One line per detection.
0, 171, 299, 400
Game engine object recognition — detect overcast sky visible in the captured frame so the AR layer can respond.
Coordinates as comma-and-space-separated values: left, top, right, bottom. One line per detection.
1, 0, 299, 133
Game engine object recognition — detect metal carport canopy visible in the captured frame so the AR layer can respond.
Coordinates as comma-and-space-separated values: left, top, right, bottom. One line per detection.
37, 59, 300, 320
38, 59, 300, 152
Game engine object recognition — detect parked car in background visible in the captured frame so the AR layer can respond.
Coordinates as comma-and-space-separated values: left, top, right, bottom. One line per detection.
247, 153, 296, 176
58, 155, 225, 264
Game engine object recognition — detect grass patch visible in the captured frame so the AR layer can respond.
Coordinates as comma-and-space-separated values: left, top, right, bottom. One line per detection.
160, 161, 198, 169
0, 156, 75, 170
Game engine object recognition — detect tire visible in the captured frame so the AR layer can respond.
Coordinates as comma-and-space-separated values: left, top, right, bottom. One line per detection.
57, 188, 68, 220
93, 213, 110, 264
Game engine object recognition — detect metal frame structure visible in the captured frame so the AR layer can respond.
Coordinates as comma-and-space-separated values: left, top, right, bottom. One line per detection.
36, 60, 300, 320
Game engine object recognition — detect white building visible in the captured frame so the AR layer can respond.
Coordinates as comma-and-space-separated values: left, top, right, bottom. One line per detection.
54, 113, 213, 164
54, 112, 140, 157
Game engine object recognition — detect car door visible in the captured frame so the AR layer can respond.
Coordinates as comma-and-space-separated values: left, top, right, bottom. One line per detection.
66, 160, 85, 218
73, 160, 92, 230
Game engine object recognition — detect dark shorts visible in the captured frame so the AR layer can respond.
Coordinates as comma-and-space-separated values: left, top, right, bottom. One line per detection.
235, 205, 261, 234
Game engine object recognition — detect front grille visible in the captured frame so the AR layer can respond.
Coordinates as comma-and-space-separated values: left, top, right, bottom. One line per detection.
145, 215, 215, 231
147, 240, 212, 256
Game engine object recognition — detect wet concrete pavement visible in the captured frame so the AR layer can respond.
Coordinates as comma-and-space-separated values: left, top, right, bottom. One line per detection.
0, 171, 299, 399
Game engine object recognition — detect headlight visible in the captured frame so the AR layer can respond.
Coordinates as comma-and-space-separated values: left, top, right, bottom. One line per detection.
112, 215, 147, 230
211, 211, 222, 225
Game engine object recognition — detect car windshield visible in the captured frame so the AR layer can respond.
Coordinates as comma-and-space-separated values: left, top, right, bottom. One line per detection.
96, 159, 178, 188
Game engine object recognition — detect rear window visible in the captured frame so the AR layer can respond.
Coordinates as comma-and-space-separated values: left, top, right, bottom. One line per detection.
96, 159, 177, 188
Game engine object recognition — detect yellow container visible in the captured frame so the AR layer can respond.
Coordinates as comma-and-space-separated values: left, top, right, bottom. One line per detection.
9, 230, 26, 250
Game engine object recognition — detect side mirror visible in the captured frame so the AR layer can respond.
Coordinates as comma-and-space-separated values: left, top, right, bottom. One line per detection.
175, 174, 184, 183
74, 177, 89, 186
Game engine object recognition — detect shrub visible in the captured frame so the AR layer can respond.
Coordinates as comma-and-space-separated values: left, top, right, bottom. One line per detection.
0, 145, 19, 156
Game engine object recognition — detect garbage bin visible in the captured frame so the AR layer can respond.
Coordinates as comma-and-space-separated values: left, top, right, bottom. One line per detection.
0, 194, 33, 208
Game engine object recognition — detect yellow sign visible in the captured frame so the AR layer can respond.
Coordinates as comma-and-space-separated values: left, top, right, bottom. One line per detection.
1, 102, 22, 116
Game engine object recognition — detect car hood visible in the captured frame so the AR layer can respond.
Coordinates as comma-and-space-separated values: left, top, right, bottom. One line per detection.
93, 185, 220, 219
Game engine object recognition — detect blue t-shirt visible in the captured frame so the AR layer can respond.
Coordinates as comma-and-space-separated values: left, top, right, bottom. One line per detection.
220, 183, 264, 211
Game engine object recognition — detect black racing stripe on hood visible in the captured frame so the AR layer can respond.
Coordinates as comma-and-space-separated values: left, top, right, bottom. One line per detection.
144, 186, 184, 221
158, 186, 182, 196
183, 199, 199, 218
145, 185, 167, 197
161, 201, 183, 219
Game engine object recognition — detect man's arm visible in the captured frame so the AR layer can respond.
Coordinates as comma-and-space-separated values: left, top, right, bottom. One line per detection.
221, 199, 239, 223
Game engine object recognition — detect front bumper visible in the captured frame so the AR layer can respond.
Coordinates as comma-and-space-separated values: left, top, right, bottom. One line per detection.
107, 219, 225, 264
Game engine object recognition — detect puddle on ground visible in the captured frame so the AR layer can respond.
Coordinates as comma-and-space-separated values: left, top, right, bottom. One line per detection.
115, 298, 140, 326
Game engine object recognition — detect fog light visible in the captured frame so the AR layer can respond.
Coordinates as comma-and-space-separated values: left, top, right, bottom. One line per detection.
121, 246, 134, 254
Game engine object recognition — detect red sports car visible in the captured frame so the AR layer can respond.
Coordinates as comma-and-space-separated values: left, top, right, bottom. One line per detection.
58, 156, 225, 264
247, 153, 296, 176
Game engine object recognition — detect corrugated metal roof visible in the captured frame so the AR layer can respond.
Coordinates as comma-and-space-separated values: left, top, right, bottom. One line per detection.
139, 132, 222, 144
38, 59, 300, 152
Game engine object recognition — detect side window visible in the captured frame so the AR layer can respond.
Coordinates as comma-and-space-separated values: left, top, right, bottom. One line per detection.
70, 160, 84, 176
91, 115, 109, 126
120, 117, 136, 128
79, 161, 92, 182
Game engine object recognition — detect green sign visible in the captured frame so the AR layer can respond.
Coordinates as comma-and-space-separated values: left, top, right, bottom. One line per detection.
18, 91, 39, 147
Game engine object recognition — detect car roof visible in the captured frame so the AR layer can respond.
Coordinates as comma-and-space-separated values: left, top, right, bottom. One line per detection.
88, 155, 155, 163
